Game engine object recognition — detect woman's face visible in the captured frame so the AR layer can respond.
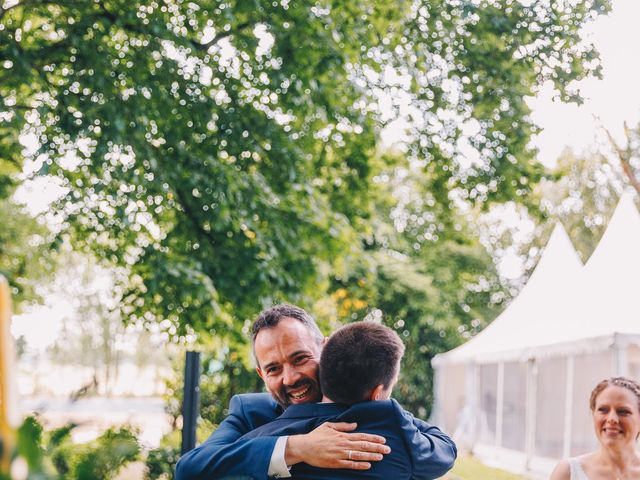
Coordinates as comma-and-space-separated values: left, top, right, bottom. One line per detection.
592, 385, 640, 448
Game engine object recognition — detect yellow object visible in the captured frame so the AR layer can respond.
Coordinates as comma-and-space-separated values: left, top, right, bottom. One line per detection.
0, 275, 17, 474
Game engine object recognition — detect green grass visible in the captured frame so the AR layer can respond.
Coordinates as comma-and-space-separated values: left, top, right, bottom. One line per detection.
441, 456, 529, 480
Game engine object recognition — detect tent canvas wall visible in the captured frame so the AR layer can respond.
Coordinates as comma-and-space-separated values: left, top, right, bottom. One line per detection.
432, 193, 640, 476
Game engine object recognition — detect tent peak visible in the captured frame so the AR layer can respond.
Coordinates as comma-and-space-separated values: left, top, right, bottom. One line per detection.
583, 191, 640, 272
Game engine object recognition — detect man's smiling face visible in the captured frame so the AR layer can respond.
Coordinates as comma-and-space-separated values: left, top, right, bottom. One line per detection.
255, 316, 324, 408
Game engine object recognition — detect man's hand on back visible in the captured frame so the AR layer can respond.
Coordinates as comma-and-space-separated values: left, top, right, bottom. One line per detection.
284, 422, 390, 470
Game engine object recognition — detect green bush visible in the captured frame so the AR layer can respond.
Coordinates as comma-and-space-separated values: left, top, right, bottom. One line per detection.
12, 416, 140, 479
145, 430, 181, 480
145, 420, 213, 480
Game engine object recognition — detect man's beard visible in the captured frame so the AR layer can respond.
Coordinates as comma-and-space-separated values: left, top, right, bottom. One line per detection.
272, 376, 322, 409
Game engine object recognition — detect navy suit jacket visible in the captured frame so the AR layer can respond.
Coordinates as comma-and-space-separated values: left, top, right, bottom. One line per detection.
241, 399, 456, 480
175, 393, 281, 480
175, 393, 456, 480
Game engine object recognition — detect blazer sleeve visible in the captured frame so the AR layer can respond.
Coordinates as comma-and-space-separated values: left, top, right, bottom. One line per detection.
392, 399, 457, 480
175, 394, 279, 480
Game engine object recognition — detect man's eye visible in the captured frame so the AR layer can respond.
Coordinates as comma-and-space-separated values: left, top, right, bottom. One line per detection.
294, 356, 308, 364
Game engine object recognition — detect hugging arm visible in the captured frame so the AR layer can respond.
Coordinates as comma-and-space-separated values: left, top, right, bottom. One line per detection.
175, 395, 278, 480
175, 394, 389, 480
394, 402, 457, 480
285, 422, 389, 470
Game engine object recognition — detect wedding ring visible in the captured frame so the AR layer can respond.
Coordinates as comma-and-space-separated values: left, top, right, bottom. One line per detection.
347, 450, 353, 460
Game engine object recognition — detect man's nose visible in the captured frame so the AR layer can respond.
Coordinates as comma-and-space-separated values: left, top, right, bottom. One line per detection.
282, 364, 301, 386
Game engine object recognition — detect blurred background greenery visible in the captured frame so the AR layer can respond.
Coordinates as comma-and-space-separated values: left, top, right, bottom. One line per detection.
1, 0, 639, 478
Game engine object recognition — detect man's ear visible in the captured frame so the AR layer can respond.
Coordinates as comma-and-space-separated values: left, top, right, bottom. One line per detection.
256, 367, 265, 381
370, 384, 385, 401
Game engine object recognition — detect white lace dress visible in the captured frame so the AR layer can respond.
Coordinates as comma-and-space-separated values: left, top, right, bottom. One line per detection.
568, 458, 590, 480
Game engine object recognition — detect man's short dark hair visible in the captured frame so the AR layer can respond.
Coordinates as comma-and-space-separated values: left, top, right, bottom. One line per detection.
251, 304, 324, 345
319, 321, 405, 405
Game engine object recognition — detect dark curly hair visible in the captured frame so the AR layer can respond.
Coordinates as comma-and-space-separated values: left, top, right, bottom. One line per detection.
251, 304, 323, 342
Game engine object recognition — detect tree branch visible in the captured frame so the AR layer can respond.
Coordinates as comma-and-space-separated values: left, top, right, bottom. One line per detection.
4, 103, 33, 111
95, 0, 256, 55
603, 123, 640, 196
195, 21, 255, 51
167, 174, 220, 248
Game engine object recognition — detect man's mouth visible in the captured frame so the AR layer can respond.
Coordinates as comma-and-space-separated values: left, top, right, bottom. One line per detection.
275, 375, 321, 408
284, 379, 316, 403
288, 385, 311, 401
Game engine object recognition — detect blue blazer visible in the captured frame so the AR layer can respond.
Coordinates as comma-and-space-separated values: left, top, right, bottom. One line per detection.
175, 392, 281, 480
241, 399, 456, 480
175, 394, 456, 480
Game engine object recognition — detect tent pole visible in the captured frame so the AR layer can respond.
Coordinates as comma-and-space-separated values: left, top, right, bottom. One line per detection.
496, 362, 504, 449
613, 334, 628, 376
525, 359, 537, 470
562, 355, 574, 459
467, 363, 479, 447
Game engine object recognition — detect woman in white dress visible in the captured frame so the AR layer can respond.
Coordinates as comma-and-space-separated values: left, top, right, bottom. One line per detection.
550, 377, 640, 480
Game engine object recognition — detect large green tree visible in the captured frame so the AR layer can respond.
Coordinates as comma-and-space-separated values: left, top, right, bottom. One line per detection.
0, 0, 608, 336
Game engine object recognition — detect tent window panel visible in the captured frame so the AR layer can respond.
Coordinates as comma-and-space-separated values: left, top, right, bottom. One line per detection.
501, 362, 527, 451
627, 345, 640, 379
478, 364, 498, 444
438, 364, 466, 435
535, 357, 567, 459
570, 352, 613, 457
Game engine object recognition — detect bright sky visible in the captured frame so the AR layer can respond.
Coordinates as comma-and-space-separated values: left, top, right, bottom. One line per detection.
530, 0, 640, 166
11, 0, 640, 346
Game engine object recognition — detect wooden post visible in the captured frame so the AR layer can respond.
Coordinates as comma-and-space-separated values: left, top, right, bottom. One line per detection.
0, 275, 17, 474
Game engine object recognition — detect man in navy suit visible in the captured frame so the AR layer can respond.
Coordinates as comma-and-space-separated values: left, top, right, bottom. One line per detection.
175, 305, 455, 479
240, 321, 456, 479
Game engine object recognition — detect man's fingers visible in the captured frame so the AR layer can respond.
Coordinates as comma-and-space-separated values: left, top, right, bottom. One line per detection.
325, 422, 358, 432
308, 422, 389, 468
360, 440, 390, 454
337, 461, 372, 470
323, 424, 387, 447
347, 432, 387, 445
348, 450, 384, 462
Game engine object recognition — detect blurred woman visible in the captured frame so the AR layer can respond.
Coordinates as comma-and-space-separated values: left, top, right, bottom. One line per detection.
550, 376, 640, 479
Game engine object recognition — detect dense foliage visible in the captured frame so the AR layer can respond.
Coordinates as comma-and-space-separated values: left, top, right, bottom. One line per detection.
0, 0, 609, 336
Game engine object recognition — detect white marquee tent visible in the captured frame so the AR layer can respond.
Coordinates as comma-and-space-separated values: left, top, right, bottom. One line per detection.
431, 192, 640, 476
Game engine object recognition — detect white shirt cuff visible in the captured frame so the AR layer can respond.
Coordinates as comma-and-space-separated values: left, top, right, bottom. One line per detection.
268, 436, 292, 478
